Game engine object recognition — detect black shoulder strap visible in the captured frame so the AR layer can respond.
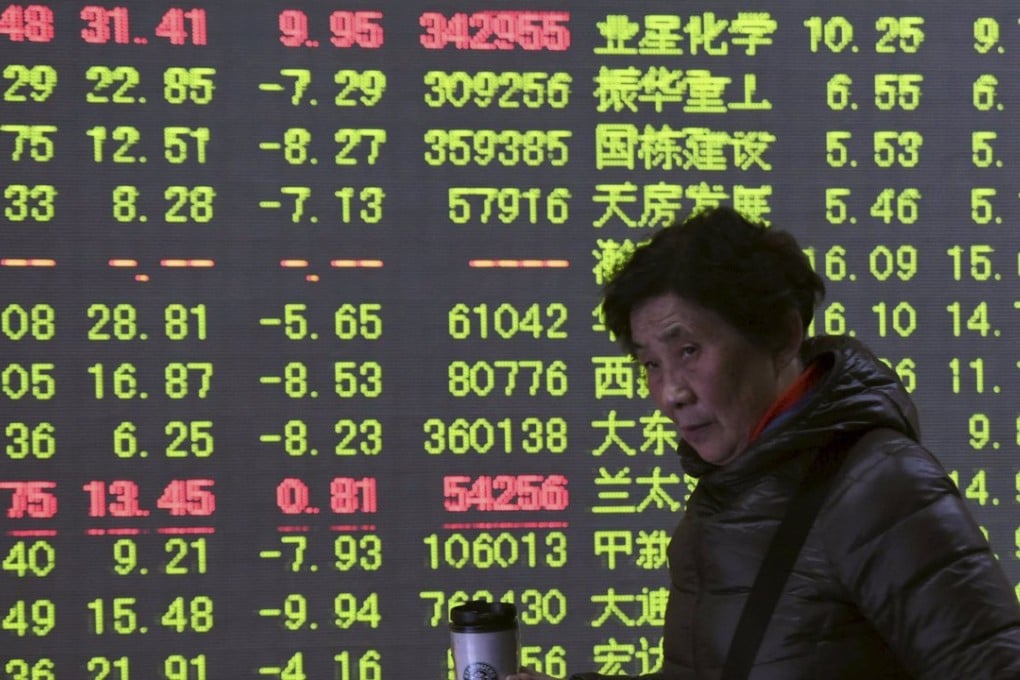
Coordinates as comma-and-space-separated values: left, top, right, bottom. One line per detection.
720, 431, 866, 680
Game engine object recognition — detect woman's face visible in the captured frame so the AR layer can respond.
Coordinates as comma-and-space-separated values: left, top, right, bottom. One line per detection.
630, 293, 794, 466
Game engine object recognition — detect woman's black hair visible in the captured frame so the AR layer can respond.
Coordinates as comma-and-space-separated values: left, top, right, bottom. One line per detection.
602, 206, 825, 355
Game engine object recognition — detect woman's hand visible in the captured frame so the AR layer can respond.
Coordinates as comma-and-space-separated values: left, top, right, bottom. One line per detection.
505, 670, 559, 680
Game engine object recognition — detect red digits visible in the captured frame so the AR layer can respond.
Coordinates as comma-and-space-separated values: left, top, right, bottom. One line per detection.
185, 8, 206, 45
444, 475, 472, 512
80, 6, 130, 44
418, 11, 445, 49
417, 11, 569, 51
278, 9, 308, 47
0, 4, 24, 40
330, 11, 383, 49
82, 480, 147, 517
108, 480, 145, 516
276, 478, 376, 515
156, 479, 215, 516
490, 12, 516, 49
540, 12, 570, 50
80, 6, 109, 43
447, 13, 470, 49
154, 8, 207, 46
443, 474, 569, 511
1, 481, 58, 518
278, 10, 383, 49
276, 477, 311, 513
82, 479, 216, 518
516, 12, 542, 50
25, 3, 54, 41
539, 474, 568, 510
510, 474, 540, 510
330, 477, 377, 514
154, 8, 187, 44
467, 13, 499, 50
83, 480, 108, 516
0, 4, 55, 42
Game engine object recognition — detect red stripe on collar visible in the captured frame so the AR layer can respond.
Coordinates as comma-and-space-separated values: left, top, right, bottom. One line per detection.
749, 360, 826, 443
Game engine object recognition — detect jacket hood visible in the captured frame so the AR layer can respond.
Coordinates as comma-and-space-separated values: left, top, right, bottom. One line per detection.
679, 335, 921, 480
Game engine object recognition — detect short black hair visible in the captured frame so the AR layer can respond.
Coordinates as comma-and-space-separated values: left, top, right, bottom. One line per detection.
601, 206, 825, 355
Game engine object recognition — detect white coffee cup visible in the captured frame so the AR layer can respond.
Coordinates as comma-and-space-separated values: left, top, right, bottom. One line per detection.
449, 600, 519, 680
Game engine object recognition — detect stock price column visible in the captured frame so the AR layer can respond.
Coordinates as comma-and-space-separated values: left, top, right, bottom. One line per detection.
243, 6, 391, 680
3, 3, 225, 678
943, 14, 1020, 596
805, 10, 1020, 587
2, 7, 61, 673
409, 9, 580, 679
6, 3, 1020, 679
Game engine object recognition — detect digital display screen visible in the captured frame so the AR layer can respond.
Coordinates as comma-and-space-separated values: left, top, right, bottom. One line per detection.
3, 2, 1020, 677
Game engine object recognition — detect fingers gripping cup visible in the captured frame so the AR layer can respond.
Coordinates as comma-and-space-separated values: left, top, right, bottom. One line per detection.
449, 600, 519, 680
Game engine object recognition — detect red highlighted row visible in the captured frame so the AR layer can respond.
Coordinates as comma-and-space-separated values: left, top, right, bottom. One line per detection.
2, 259, 567, 269
444, 474, 568, 512
0, 479, 215, 519
2, 6, 569, 51
0, 5, 206, 45
276, 477, 377, 515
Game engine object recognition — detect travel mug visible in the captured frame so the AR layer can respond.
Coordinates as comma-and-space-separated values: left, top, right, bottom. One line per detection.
449, 600, 519, 680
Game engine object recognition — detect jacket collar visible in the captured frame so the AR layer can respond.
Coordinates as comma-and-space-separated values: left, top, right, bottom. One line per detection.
678, 335, 920, 481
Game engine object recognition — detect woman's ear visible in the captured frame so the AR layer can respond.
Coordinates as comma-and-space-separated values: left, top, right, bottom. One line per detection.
775, 309, 804, 370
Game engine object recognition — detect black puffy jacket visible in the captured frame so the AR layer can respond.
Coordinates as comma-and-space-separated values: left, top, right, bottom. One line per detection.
573, 336, 1020, 679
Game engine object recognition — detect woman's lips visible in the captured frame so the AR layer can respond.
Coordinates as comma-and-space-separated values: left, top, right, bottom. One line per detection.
679, 422, 710, 439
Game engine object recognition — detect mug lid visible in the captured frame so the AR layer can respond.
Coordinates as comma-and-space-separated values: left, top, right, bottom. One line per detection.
449, 600, 517, 632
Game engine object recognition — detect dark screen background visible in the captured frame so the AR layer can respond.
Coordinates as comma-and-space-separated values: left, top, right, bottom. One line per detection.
3, 2, 1019, 678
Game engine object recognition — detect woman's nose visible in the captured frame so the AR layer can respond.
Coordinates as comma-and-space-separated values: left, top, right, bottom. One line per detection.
662, 373, 693, 407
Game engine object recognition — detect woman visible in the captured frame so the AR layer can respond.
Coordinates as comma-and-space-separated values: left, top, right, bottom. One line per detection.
510, 207, 1020, 679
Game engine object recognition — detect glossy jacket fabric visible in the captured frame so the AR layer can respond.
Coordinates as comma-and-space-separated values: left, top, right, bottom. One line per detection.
572, 336, 1020, 679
